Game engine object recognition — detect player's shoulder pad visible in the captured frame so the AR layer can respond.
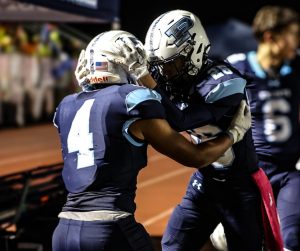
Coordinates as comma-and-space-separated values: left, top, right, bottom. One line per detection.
61, 93, 77, 103
226, 53, 246, 65
125, 86, 162, 112
205, 77, 246, 103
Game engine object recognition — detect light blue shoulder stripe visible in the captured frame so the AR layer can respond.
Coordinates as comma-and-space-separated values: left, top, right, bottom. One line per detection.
125, 88, 161, 112
247, 51, 266, 78
205, 78, 246, 103
280, 64, 292, 75
247, 51, 292, 77
122, 118, 144, 147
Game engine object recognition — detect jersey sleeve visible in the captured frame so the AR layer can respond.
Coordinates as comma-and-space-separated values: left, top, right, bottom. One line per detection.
53, 94, 76, 131
201, 78, 246, 105
124, 87, 166, 120
52, 107, 58, 128
196, 73, 247, 121
196, 64, 247, 121
53, 107, 59, 129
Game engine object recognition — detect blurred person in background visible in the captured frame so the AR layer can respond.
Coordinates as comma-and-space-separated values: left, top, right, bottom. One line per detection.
3, 25, 26, 127
32, 24, 59, 122
142, 9, 282, 251
0, 25, 38, 127
208, 5, 300, 251
0, 23, 76, 128
0, 24, 11, 126
52, 29, 251, 251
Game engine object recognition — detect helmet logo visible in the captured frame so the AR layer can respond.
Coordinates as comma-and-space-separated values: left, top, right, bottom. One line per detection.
165, 17, 194, 47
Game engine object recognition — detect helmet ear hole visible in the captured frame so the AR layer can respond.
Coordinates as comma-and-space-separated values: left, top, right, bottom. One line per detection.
191, 33, 197, 42
196, 43, 203, 54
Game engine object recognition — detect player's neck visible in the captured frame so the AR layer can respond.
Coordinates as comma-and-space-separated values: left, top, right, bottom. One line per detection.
256, 44, 283, 72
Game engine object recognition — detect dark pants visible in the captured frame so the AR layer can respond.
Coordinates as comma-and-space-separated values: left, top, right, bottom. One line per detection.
52, 216, 154, 251
161, 170, 263, 251
260, 160, 300, 251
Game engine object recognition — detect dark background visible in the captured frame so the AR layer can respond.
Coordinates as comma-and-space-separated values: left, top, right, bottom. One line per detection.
119, 0, 300, 41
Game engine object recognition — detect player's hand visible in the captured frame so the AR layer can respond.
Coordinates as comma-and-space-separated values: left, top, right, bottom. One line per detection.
227, 100, 251, 144
75, 49, 90, 85
109, 35, 149, 80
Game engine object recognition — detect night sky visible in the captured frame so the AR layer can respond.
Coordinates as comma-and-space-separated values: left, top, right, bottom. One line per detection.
119, 0, 300, 41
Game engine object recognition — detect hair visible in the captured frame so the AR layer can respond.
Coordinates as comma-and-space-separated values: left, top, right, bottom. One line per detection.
252, 5, 300, 41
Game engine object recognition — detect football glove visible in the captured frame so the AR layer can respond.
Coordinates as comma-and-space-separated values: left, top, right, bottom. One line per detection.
74, 49, 90, 86
109, 35, 149, 80
210, 224, 227, 251
227, 100, 251, 144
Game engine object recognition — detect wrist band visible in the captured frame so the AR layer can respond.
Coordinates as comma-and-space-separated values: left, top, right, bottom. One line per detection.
222, 131, 234, 142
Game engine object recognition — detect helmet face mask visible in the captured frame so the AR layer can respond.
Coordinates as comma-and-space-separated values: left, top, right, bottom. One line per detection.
145, 10, 210, 100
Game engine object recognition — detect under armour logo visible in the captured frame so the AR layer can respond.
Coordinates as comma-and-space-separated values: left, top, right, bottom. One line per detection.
192, 179, 202, 190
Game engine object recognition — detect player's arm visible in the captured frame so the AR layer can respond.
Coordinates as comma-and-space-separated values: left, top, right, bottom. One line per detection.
140, 74, 246, 131
130, 100, 251, 168
130, 118, 232, 168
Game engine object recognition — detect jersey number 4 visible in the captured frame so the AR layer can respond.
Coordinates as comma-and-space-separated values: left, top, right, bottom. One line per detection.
67, 99, 95, 169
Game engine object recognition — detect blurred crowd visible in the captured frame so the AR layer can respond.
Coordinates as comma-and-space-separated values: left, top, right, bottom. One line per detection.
0, 23, 84, 128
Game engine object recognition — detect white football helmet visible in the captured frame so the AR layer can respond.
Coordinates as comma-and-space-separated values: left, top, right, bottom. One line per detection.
145, 10, 210, 86
77, 30, 135, 90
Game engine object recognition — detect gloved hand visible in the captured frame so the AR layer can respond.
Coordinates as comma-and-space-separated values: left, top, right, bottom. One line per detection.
210, 224, 227, 251
109, 35, 149, 80
227, 100, 251, 144
74, 49, 90, 86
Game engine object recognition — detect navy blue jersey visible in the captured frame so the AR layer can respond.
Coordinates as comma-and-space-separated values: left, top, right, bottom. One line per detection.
227, 52, 300, 169
160, 62, 263, 251
157, 61, 259, 178
53, 84, 165, 213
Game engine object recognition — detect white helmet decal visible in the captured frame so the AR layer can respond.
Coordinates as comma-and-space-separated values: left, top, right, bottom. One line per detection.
165, 16, 194, 47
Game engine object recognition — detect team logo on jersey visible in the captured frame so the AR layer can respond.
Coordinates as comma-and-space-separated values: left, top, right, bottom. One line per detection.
192, 179, 202, 191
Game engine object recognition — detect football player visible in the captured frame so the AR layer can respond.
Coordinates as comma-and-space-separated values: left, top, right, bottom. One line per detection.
52, 30, 250, 251
143, 9, 282, 251
211, 5, 300, 251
